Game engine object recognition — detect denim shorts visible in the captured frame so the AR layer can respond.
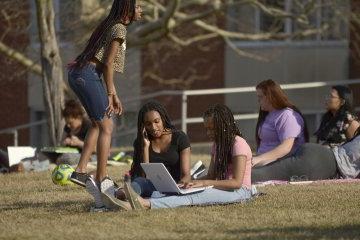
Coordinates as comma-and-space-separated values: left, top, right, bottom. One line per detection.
68, 63, 108, 121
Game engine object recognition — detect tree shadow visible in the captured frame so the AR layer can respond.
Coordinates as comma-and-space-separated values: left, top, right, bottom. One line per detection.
0, 199, 90, 213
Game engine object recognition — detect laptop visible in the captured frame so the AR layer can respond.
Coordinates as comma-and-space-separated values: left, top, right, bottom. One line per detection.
7, 146, 37, 167
141, 163, 210, 195
40, 146, 79, 163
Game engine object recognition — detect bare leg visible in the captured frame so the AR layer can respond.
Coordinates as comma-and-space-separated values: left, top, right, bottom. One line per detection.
75, 121, 99, 173
139, 197, 151, 209
96, 117, 113, 182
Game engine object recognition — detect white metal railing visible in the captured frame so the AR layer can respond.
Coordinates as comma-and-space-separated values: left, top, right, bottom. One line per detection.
113, 79, 360, 140
1, 79, 360, 146
0, 119, 47, 146
178, 79, 360, 133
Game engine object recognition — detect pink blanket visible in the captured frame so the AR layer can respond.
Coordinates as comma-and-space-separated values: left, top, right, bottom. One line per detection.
254, 178, 360, 187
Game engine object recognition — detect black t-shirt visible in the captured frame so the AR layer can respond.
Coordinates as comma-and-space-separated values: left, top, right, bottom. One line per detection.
132, 130, 190, 182
63, 119, 91, 150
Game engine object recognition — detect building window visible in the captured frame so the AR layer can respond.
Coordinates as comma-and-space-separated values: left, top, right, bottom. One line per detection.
229, 0, 349, 42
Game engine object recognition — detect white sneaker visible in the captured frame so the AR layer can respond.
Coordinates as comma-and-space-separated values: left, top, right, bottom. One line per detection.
85, 177, 104, 208
100, 177, 118, 210
100, 177, 115, 196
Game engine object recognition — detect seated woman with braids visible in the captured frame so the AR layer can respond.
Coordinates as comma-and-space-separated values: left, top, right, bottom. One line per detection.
128, 100, 192, 197
83, 100, 192, 210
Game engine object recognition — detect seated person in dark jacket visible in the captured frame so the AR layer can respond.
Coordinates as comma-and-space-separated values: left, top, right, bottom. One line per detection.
62, 100, 92, 151
58, 99, 93, 165
315, 85, 359, 146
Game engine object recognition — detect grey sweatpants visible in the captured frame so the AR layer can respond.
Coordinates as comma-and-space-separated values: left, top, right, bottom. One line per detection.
252, 143, 338, 183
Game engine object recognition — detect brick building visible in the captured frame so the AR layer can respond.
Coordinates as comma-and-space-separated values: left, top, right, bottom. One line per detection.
0, 0, 30, 149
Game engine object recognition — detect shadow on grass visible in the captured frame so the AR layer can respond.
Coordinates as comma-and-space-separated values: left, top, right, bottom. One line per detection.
226, 225, 360, 239
0, 199, 89, 213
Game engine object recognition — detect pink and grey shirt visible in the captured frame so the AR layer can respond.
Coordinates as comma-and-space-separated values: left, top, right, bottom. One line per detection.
211, 136, 252, 189
257, 107, 305, 155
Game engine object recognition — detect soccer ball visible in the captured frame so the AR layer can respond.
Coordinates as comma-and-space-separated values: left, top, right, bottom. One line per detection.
51, 164, 74, 186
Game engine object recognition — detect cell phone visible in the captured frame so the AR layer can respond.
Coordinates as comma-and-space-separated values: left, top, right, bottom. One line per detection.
143, 128, 149, 139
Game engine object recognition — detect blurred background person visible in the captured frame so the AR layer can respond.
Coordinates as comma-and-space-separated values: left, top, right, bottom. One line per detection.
315, 85, 359, 146
57, 99, 93, 165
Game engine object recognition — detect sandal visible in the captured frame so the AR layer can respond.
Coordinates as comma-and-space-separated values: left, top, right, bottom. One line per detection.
124, 181, 145, 210
100, 176, 131, 211
101, 190, 132, 211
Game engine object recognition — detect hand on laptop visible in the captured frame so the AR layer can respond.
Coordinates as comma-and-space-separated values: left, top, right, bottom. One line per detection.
177, 182, 191, 189
178, 180, 205, 189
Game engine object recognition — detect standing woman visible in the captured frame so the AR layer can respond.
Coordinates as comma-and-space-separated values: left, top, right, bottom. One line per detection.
315, 85, 359, 146
252, 79, 309, 182
68, 0, 142, 187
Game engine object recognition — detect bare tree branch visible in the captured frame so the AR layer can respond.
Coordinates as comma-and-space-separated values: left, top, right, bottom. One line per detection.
223, 37, 268, 61
167, 32, 218, 46
0, 41, 42, 75
128, 0, 180, 47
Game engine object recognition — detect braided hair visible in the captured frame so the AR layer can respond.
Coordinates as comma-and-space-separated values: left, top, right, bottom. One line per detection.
130, 100, 176, 179
203, 104, 242, 180
74, 0, 136, 69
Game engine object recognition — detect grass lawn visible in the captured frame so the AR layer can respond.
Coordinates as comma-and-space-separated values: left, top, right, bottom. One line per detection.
1, 154, 360, 240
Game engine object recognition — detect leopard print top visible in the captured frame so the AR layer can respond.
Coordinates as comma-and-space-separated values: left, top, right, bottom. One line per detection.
95, 23, 127, 73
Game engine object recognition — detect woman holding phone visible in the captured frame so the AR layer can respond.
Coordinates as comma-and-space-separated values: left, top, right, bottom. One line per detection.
128, 100, 191, 197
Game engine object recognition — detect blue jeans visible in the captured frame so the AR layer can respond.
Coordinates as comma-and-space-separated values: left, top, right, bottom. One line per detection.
68, 63, 108, 121
131, 177, 158, 198
149, 187, 252, 209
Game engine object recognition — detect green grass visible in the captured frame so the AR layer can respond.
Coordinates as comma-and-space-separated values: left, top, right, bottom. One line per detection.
1, 155, 360, 240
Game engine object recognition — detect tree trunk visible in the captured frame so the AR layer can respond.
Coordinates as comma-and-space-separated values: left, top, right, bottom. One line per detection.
35, 0, 64, 145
